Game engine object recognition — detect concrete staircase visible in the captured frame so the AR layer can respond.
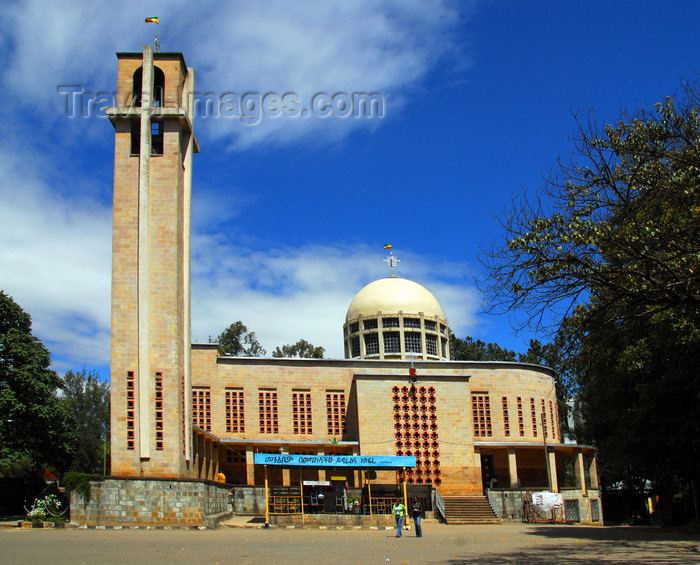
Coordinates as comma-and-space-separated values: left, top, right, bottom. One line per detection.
442, 496, 499, 524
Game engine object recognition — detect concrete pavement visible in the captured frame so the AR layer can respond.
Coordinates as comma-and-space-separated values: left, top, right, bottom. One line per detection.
2, 521, 700, 564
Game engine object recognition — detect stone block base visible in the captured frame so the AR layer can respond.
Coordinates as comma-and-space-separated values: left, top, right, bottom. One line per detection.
70, 477, 233, 528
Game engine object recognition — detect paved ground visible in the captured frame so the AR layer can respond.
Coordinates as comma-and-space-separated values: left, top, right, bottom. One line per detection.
2, 520, 699, 564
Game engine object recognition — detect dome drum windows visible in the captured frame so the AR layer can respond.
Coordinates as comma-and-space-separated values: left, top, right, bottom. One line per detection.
405, 332, 422, 353
363, 319, 378, 330
384, 332, 400, 353
382, 317, 400, 328
350, 337, 360, 358
364, 333, 379, 355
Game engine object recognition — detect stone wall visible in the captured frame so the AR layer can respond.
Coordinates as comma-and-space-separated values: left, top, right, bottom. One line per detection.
70, 477, 233, 527
230, 485, 267, 514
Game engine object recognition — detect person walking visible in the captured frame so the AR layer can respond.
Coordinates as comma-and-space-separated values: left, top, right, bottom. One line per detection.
392, 498, 406, 537
411, 496, 424, 537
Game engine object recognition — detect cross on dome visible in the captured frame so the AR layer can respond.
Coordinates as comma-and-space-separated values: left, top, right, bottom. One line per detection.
384, 251, 400, 276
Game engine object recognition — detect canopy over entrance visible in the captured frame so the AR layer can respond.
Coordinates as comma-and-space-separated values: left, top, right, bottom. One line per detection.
254, 453, 417, 526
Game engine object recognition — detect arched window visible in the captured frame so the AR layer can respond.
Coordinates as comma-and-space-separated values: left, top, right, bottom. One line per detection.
132, 66, 165, 107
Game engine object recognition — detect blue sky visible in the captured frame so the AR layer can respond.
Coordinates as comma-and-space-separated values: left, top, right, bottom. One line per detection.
1, 0, 699, 378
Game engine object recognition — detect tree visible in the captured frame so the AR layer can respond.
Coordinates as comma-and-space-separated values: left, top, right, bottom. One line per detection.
572, 307, 700, 522
449, 333, 517, 361
271, 339, 325, 358
479, 83, 700, 332
479, 83, 700, 523
0, 291, 76, 477
212, 321, 266, 357
61, 369, 110, 474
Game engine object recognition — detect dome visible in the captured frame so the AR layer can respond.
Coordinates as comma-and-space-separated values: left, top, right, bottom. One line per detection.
346, 277, 446, 321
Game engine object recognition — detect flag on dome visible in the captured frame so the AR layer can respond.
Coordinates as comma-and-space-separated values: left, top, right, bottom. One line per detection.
383, 244, 392, 249
145, 17, 159, 24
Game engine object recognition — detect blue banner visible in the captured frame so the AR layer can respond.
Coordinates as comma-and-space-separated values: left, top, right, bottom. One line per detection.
254, 453, 416, 469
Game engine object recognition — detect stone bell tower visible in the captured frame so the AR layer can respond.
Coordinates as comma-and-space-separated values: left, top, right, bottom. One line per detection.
107, 46, 198, 477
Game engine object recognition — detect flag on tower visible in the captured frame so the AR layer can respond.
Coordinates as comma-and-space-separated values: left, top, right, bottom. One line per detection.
145, 17, 159, 24
383, 244, 392, 249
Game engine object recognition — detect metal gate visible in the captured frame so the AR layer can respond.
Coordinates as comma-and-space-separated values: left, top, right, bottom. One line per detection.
564, 499, 580, 522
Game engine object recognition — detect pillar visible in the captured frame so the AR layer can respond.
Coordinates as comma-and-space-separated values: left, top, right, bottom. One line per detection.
246, 445, 256, 485
507, 448, 520, 488
576, 450, 587, 496
548, 450, 559, 492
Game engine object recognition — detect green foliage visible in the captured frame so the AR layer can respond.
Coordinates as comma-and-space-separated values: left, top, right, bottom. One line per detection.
61, 369, 110, 474
449, 332, 517, 361
212, 321, 266, 356
0, 291, 77, 477
271, 339, 325, 358
574, 308, 700, 497
480, 82, 700, 330
480, 82, 700, 522
62, 471, 103, 503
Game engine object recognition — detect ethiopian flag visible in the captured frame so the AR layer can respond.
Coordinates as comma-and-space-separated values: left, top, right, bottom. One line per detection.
383, 244, 392, 250
145, 17, 159, 24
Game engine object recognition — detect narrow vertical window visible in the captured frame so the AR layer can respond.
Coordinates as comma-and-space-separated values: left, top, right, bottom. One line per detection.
151, 120, 163, 155
471, 394, 492, 437
517, 397, 524, 437
226, 389, 245, 433
530, 398, 537, 437
326, 392, 346, 435
181, 375, 186, 454
502, 396, 510, 437
130, 119, 140, 155
541, 399, 548, 438
292, 391, 313, 434
155, 372, 164, 450
192, 387, 211, 431
126, 371, 135, 450
259, 390, 278, 433
549, 400, 556, 439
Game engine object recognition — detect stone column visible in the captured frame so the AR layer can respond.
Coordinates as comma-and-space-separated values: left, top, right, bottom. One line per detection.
246, 445, 256, 485
589, 454, 599, 489
507, 448, 519, 488
548, 450, 559, 492
576, 450, 587, 496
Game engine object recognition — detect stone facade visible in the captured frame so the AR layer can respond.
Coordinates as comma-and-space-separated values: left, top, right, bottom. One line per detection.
108, 47, 197, 479
69, 478, 232, 527
103, 47, 602, 527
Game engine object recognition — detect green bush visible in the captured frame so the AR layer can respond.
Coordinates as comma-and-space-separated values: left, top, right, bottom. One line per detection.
62, 472, 103, 503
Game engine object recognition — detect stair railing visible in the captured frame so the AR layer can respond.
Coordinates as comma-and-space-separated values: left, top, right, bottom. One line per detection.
486, 488, 502, 518
435, 488, 446, 522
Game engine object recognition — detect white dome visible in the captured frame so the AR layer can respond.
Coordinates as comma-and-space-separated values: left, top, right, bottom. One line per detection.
346, 277, 446, 321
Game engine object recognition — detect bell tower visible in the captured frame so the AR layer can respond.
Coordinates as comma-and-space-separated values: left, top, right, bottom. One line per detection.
107, 46, 198, 477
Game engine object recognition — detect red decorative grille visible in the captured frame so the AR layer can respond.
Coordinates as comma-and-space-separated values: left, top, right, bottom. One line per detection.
226, 389, 245, 433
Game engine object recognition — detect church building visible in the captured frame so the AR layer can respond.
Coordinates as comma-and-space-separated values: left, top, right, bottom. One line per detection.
72, 46, 601, 527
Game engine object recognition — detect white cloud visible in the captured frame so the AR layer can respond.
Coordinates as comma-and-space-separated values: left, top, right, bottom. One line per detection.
0, 0, 476, 149
0, 0, 485, 373
0, 139, 480, 369
190, 242, 479, 358
0, 144, 112, 371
